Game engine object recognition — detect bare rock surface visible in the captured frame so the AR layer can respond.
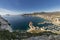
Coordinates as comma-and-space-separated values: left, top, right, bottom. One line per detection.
24, 35, 60, 40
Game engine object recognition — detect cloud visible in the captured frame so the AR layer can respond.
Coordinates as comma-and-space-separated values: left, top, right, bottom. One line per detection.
0, 8, 24, 15
0, 8, 37, 15
0, 8, 60, 15
44, 7, 60, 12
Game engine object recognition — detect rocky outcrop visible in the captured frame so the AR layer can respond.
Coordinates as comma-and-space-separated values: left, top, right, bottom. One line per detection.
25, 35, 60, 40
0, 15, 13, 32
27, 22, 46, 33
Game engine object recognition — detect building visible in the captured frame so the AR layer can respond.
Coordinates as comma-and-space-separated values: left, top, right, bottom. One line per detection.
52, 17, 60, 26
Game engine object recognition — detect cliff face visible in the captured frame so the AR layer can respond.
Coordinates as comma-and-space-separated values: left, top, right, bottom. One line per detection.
0, 15, 13, 32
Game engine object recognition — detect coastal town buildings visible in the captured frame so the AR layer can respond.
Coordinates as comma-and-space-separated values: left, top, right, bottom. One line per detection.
52, 17, 60, 26
27, 21, 60, 34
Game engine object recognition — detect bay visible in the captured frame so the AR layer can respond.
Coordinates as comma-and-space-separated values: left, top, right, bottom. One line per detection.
2, 15, 46, 30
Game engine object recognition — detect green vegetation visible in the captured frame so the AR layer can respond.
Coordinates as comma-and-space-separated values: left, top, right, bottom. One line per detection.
0, 30, 58, 40
0, 30, 21, 40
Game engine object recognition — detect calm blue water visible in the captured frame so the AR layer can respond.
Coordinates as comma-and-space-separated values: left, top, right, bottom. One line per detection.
2, 15, 48, 30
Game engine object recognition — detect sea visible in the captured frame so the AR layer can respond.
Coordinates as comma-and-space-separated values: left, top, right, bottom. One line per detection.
2, 15, 53, 31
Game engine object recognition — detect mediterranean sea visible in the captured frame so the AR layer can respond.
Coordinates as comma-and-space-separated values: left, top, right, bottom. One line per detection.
2, 15, 52, 30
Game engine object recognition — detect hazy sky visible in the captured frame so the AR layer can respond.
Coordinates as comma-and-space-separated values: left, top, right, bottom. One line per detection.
0, 0, 60, 15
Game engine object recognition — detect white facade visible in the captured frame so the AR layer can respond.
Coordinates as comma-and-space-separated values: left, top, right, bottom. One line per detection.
52, 17, 60, 26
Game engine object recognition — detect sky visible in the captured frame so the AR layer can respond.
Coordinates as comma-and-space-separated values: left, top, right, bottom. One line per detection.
0, 0, 60, 15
